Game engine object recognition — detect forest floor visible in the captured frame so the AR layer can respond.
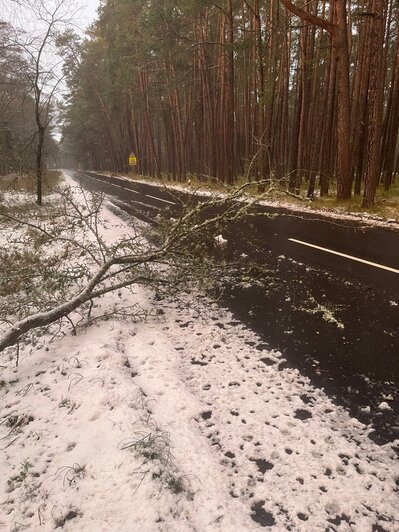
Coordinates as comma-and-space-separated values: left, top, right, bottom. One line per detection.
0, 175, 398, 531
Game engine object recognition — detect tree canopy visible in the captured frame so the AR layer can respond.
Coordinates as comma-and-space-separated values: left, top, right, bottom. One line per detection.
55, 0, 399, 205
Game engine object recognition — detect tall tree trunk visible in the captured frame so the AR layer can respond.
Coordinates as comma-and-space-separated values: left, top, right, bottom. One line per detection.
381, 29, 399, 190
362, 0, 387, 207
36, 125, 44, 206
334, 0, 352, 200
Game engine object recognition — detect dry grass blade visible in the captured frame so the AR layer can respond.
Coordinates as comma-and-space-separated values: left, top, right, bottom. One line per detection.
54, 463, 85, 486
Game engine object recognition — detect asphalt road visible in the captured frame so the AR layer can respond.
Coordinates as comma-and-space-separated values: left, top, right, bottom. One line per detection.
68, 170, 399, 445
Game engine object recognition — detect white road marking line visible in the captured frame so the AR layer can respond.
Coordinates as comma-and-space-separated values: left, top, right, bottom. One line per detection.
143, 193, 176, 205
289, 238, 399, 274
83, 173, 176, 205
130, 199, 161, 210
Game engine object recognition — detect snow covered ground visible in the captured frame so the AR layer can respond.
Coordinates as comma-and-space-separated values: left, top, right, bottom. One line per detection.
1, 181, 398, 531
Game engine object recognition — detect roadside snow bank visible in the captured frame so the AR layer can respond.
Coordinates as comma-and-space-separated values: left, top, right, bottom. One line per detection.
0, 288, 251, 531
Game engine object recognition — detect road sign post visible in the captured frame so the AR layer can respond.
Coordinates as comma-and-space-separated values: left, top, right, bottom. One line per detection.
128, 152, 137, 176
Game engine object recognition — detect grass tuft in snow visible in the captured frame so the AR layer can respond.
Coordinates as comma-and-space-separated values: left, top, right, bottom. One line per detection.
7, 459, 33, 488
121, 412, 192, 499
1, 412, 34, 438
58, 396, 79, 414
55, 463, 86, 486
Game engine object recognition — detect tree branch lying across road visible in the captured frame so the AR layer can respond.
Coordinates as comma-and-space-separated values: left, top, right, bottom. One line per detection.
0, 180, 273, 355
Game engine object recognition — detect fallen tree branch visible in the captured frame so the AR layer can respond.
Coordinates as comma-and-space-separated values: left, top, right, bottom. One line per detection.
0, 252, 161, 352
0, 179, 274, 354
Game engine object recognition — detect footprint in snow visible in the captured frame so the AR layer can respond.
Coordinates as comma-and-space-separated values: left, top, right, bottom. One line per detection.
250, 458, 274, 474
294, 409, 313, 420
250, 501, 276, 527
260, 357, 275, 366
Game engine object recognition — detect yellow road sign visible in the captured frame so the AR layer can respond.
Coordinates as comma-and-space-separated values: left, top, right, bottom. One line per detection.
129, 153, 137, 166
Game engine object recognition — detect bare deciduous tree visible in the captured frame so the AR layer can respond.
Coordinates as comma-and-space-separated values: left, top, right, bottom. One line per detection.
3, 0, 80, 204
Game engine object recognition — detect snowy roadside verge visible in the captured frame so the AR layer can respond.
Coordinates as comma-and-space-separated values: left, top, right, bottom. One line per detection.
82, 170, 399, 231
1, 179, 398, 531
0, 180, 250, 531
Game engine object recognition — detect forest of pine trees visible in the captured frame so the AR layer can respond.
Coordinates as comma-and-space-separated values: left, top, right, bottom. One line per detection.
60, 0, 399, 207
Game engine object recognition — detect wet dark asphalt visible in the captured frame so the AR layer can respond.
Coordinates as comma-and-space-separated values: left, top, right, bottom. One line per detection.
69, 170, 399, 445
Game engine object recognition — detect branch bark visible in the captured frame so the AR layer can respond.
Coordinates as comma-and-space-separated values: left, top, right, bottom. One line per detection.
279, 0, 335, 33
0, 252, 161, 352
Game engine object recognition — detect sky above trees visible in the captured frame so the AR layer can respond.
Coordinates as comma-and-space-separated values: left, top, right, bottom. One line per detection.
80, 0, 99, 28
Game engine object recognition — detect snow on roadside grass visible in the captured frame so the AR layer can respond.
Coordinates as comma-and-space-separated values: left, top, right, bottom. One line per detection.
1, 181, 398, 531
85, 170, 399, 230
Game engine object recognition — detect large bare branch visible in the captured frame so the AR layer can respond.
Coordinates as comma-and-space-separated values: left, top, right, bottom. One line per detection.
0, 181, 273, 353
0, 249, 163, 352
279, 0, 335, 33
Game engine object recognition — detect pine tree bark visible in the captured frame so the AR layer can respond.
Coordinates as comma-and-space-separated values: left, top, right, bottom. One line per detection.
381, 29, 399, 190
362, 0, 387, 207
